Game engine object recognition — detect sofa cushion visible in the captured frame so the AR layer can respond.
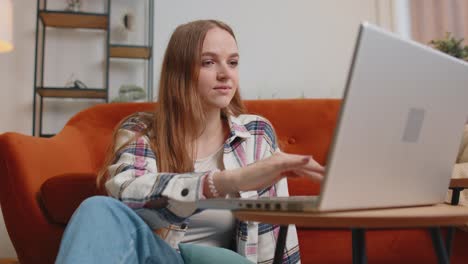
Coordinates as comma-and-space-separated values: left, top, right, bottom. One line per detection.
40, 173, 104, 225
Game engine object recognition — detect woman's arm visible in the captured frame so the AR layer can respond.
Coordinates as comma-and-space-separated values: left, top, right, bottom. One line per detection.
203, 116, 324, 198
105, 128, 211, 219
202, 152, 324, 198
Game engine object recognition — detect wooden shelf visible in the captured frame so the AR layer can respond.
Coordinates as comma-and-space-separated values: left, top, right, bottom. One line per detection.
39, 11, 108, 30
36, 87, 107, 99
109, 45, 152, 59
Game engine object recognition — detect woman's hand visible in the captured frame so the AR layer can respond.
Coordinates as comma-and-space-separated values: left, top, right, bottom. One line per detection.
214, 152, 325, 195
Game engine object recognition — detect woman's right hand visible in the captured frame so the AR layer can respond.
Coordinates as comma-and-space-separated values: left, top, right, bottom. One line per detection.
214, 152, 325, 195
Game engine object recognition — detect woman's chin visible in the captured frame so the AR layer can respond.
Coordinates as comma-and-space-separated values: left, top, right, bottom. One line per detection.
206, 99, 232, 110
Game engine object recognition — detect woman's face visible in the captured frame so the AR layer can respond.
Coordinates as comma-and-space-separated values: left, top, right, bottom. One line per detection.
197, 27, 239, 111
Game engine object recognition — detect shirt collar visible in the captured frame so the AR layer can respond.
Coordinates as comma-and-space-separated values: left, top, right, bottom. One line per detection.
226, 115, 252, 140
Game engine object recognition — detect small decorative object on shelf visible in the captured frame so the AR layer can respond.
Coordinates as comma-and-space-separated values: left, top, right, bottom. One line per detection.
113, 10, 135, 41
429, 32, 468, 61
65, 0, 81, 12
112, 84, 146, 102
64, 73, 88, 89
123, 11, 135, 31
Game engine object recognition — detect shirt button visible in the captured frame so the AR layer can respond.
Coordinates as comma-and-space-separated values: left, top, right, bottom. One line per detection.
181, 188, 189, 197
288, 137, 296, 144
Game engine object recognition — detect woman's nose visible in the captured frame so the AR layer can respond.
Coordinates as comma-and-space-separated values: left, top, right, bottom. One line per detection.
217, 64, 230, 81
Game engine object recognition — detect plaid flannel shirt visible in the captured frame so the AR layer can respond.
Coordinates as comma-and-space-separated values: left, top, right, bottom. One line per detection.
105, 112, 301, 264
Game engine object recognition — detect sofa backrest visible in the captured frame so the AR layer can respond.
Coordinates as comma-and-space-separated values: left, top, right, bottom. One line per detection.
63, 99, 341, 174
243, 99, 341, 195
63, 99, 341, 196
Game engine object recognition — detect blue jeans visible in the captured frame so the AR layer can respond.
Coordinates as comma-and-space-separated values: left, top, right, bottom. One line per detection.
56, 196, 184, 264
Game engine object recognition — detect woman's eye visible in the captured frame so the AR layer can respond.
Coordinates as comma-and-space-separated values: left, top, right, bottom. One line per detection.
229, 60, 239, 67
202, 60, 214, 67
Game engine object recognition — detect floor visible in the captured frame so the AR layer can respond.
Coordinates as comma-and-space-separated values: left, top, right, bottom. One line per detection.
0, 259, 18, 264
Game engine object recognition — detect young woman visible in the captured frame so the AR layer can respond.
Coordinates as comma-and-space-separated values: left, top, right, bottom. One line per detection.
56, 19, 324, 264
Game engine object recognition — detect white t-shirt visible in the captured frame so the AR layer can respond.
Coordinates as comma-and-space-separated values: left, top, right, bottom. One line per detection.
181, 145, 236, 248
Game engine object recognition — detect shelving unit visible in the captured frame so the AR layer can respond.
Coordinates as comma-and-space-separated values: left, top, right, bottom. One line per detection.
33, 0, 154, 137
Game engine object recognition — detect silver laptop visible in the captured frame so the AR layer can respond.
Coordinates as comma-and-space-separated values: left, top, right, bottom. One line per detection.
197, 22, 468, 212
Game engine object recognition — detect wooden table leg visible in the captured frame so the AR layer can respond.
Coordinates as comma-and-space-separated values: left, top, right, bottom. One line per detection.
273, 225, 288, 264
352, 228, 367, 264
445, 227, 455, 259
450, 187, 463, 206
430, 227, 450, 264
445, 187, 463, 259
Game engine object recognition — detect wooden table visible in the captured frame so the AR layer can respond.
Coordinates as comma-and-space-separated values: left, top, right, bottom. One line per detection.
234, 203, 468, 264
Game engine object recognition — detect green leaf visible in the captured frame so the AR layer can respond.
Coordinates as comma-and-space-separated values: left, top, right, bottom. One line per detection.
429, 32, 468, 60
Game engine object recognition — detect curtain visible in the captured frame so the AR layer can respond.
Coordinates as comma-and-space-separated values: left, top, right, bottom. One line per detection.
410, 0, 468, 44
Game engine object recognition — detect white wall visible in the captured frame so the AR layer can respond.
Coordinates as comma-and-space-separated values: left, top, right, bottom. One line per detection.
154, 0, 377, 100
0, 0, 408, 259
0, 209, 15, 259
0, 0, 37, 257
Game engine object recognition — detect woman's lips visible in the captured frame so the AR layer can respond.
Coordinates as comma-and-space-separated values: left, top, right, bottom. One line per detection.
213, 86, 232, 94
213, 86, 231, 90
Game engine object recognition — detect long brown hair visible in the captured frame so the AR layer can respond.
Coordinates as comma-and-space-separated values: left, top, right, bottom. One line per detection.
97, 20, 246, 187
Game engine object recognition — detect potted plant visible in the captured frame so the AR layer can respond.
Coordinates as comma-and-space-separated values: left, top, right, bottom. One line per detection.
429, 32, 468, 61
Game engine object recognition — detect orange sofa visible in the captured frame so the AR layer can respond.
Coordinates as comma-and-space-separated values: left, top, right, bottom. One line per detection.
0, 99, 467, 264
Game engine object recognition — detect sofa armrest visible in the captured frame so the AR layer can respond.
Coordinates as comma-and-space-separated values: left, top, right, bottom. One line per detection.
41, 172, 105, 224
0, 127, 98, 263
0, 128, 96, 197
